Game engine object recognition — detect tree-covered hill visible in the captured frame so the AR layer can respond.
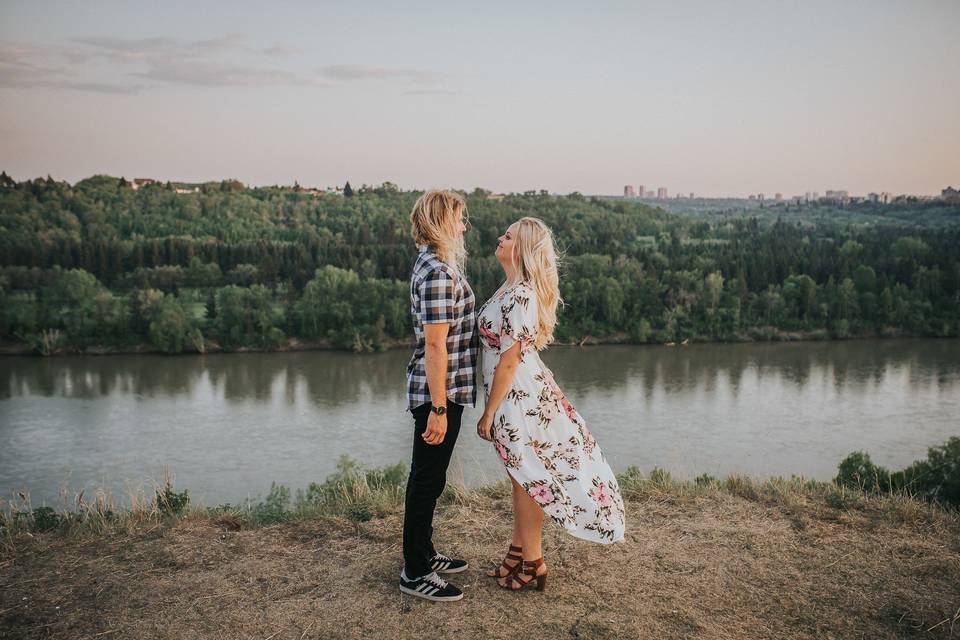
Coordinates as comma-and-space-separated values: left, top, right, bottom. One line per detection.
1, 174, 958, 354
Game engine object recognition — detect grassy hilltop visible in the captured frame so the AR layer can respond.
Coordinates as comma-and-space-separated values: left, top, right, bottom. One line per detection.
2, 446, 959, 639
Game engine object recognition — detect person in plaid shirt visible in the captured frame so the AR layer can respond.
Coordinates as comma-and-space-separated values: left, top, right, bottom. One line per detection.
399, 190, 479, 603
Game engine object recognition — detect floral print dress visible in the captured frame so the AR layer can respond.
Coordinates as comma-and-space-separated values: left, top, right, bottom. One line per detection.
478, 282, 626, 543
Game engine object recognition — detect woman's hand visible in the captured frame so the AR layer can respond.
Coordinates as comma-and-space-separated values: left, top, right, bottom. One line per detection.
476, 411, 494, 441
422, 411, 447, 445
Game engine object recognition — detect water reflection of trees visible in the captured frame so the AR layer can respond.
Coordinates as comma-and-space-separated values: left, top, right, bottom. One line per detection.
541, 340, 960, 401
1, 350, 411, 406
2, 340, 958, 406
1, 354, 208, 399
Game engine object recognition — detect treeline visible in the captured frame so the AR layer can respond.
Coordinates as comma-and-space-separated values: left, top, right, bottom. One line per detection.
1, 174, 958, 354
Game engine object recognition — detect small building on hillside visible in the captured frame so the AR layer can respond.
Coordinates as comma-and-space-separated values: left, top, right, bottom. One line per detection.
942, 186, 960, 203
131, 178, 157, 190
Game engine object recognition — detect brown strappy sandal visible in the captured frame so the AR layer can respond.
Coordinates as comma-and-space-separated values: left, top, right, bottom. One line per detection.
486, 544, 523, 579
497, 557, 547, 592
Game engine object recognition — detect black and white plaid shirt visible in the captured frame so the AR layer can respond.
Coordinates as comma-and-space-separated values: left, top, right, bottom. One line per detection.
406, 245, 479, 411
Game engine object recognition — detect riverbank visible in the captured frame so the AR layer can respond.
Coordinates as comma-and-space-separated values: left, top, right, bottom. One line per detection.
2, 472, 958, 639
0, 326, 935, 357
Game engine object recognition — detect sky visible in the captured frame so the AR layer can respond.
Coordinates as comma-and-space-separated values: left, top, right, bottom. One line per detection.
1, 0, 958, 197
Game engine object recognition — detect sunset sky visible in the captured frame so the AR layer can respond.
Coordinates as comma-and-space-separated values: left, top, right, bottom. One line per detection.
1, 0, 958, 196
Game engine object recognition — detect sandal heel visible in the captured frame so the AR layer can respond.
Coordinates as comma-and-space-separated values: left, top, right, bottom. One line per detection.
535, 574, 547, 591
497, 556, 548, 592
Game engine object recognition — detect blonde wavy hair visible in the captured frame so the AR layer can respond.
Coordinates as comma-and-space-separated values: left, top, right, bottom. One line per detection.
410, 190, 467, 275
507, 217, 563, 350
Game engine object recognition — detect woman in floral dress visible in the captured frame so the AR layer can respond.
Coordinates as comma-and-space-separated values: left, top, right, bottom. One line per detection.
475, 217, 626, 592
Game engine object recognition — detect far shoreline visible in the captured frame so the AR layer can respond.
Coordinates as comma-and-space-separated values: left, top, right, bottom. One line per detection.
0, 329, 951, 358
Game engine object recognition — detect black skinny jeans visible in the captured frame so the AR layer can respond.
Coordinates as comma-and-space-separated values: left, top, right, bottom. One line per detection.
402, 401, 464, 578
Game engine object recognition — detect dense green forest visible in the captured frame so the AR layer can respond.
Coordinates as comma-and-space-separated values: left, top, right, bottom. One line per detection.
1, 173, 958, 354
644, 196, 960, 229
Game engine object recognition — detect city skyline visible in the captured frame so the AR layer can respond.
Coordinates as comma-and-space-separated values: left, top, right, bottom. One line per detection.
620, 183, 953, 200
1, 1, 958, 196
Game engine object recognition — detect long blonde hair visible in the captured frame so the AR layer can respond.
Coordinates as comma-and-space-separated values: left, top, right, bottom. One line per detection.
410, 190, 467, 275
508, 217, 563, 350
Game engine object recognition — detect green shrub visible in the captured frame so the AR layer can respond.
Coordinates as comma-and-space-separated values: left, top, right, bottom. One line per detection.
835, 437, 960, 508
835, 451, 892, 492
250, 482, 292, 525
896, 437, 960, 507
296, 455, 406, 512
648, 467, 673, 488
694, 473, 719, 487
31, 506, 62, 532
345, 502, 373, 523
156, 483, 190, 517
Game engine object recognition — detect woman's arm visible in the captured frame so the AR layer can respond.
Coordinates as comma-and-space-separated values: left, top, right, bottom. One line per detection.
422, 322, 450, 445
476, 341, 523, 441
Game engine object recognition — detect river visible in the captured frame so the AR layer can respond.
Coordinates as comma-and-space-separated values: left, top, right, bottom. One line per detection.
1, 339, 958, 507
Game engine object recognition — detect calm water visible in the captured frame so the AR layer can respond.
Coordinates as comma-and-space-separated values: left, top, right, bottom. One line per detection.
1, 340, 958, 508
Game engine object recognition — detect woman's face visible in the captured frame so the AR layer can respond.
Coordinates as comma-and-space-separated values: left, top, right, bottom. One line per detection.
452, 207, 466, 239
495, 222, 519, 267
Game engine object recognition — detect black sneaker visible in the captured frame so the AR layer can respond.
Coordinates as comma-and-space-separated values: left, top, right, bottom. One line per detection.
399, 570, 464, 602
430, 552, 468, 574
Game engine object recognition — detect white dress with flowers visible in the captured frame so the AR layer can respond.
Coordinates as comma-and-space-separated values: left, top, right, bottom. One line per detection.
478, 282, 626, 543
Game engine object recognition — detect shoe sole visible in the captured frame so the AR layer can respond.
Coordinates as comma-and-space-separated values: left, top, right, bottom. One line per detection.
399, 584, 464, 602
435, 563, 468, 574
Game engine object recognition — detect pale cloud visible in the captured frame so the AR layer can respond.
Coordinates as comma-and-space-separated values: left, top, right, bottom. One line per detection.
70, 34, 247, 61
0, 44, 140, 93
262, 43, 302, 57
403, 89, 456, 96
0, 47, 144, 93
1, 36, 447, 93
134, 59, 306, 87
317, 64, 445, 85
0, 45, 51, 85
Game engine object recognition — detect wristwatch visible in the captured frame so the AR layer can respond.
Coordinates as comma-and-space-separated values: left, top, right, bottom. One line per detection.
431, 405, 447, 416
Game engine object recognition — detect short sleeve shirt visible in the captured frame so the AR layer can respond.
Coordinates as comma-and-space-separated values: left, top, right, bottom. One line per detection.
406, 245, 479, 410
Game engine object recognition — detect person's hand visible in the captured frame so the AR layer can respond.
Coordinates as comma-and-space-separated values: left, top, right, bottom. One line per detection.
422, 410, 447, 445
476, 412, 494, 441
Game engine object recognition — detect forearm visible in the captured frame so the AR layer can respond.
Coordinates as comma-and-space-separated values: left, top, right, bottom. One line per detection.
424, 342, 449, 406
482, 357, 519, 419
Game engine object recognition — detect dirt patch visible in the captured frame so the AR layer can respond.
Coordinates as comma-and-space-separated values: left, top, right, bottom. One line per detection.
2, 491, 959, 639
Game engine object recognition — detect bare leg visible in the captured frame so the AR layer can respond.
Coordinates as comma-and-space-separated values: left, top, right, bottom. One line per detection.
510, 474, 523, 548
487, 471, 524, 577
498, 474, 547, 588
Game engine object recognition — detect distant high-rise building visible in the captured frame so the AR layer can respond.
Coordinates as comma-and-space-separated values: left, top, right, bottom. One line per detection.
824, 190, 849, 203
645, 190, 654, 198
689, 192, 695, 199
638, 184, 646, 198
657, 187, 667, 199
748, 194, 756, 200
624, 185, 637, 198
943, 186, 960, 203
758, 193, 765, 201
775, 193, 783, 201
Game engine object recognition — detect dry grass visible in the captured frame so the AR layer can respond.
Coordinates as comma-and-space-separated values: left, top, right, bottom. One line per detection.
1, 476, 959, 640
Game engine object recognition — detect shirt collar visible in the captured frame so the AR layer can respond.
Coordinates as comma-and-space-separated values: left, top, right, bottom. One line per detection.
418, 244, 432, 254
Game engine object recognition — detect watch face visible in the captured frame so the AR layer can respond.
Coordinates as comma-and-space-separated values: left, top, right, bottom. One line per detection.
434, 406, 446, 415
